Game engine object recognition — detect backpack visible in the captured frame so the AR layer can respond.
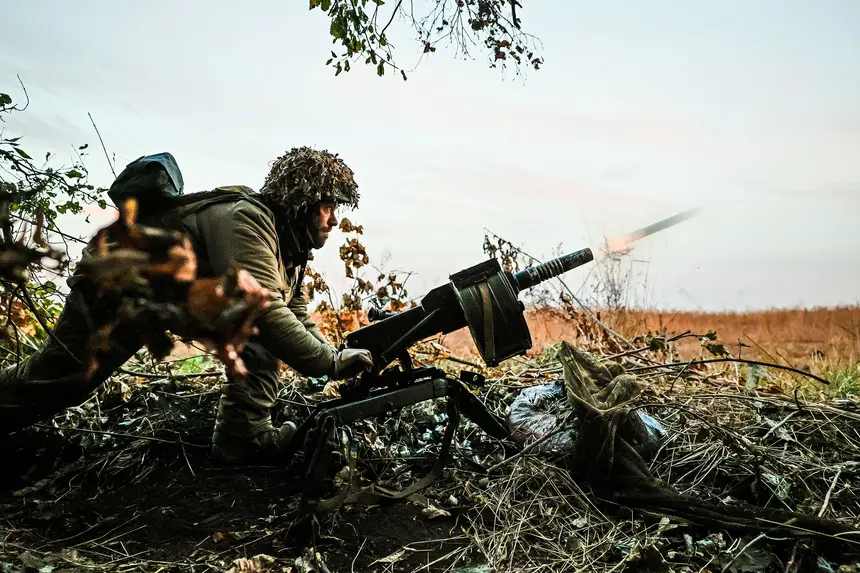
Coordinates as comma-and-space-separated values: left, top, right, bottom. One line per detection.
107, 152, 185, 211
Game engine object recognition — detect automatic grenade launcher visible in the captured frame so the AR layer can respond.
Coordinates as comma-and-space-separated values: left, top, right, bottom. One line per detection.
344, 247, 595, 371
290, 247, 595, 516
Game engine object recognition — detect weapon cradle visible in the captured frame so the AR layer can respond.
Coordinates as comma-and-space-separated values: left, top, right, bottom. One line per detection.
288, 362, 513, 516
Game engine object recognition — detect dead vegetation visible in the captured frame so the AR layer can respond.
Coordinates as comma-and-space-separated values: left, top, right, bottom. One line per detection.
2, 308, 859, 572
1, 87, 859, 572
462, 346, 860, 572
479, 306, 860, 366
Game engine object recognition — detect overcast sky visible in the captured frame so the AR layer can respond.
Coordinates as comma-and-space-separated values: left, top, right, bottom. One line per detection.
1, 0, 858, 312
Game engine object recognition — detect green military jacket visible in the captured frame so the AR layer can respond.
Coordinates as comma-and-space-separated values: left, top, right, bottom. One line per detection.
73, 186, 337, 378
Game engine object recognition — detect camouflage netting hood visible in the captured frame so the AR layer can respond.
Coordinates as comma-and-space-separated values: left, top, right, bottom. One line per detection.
260, 146, 360, 219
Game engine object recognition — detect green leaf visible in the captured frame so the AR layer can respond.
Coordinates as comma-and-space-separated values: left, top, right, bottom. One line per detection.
0, 93, 11, 106
65, 169, 84, 179
330, 17, 347, 39
321, 0, 332, 9
14, 147, 32, 160
401, 70, 407, 81
97, 199, 107, 209
376, 61, 385, 76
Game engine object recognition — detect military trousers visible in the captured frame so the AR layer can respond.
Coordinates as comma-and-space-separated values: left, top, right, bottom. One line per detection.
0, 283, 283, 440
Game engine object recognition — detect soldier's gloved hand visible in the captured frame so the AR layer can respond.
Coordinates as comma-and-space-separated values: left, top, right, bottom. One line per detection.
332, 348, 374, 379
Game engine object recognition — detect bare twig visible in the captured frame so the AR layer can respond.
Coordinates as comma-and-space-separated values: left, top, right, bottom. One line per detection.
817, 468, 843, 518
628, 357, 831, 386
87, 112, 115, 178
34, 423, 208, 448
720, 533, 767, 573
117, 366, 222, 380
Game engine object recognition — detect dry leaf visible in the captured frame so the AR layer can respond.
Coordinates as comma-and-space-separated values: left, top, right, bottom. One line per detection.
372, 548, 407, 564
322, 380, 341, 397
212, 531, 230, 544
422, 505, 451, 519
227, 553, 277, 573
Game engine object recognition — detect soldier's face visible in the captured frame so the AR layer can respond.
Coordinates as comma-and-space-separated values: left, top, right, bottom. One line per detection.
308, 200, 339, 249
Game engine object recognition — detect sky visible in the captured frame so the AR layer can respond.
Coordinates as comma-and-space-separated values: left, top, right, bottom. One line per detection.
1, 0, 858, 312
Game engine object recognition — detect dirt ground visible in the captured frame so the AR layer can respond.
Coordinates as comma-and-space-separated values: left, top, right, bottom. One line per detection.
1, 455, 469, 571
0, 382, 483, 573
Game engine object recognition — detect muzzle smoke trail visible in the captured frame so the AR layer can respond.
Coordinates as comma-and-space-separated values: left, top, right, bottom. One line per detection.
603, 207, 702, 254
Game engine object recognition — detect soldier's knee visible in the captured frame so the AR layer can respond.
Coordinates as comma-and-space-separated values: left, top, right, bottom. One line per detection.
240, 342, 281, 374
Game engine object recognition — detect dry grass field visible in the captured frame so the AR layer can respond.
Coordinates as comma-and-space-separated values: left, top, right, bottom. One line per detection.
174, 305, 860, 363
432, 305, 860, 397
169, 304, 860, 370
441, 305, 860, 365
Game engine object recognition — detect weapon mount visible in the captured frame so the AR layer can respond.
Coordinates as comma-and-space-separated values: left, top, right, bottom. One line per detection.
287, 247, 595, 518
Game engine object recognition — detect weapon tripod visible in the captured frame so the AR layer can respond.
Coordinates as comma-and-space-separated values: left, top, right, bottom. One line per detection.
284, 248, 597, 519
286, 353, 514, 517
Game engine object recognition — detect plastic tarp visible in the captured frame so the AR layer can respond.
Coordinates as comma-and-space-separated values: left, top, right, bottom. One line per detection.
507, 382, 666, 458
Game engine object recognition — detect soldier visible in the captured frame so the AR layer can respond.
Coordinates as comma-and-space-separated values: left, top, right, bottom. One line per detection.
0, 146, 374, 464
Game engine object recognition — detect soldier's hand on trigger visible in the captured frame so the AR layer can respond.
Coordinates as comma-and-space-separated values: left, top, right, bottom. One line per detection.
333, 348, 373, 379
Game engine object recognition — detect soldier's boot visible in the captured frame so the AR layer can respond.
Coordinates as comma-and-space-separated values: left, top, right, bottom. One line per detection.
210, 341, 297, 465
212, 420, 298, 465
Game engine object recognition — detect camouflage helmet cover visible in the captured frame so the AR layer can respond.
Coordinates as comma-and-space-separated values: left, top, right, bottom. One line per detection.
260, 146, 360, 218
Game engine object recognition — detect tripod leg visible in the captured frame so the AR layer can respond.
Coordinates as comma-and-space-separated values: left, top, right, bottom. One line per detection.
344, 397, 461, 505
448, 379, 512, 442
300, 414, 337, 515
316, 438, 358, 514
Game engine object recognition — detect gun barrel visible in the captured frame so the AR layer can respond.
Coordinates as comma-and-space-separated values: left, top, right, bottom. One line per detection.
511, 248, 594, 292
